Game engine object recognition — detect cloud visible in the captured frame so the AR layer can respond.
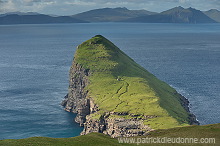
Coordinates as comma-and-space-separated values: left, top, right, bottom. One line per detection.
179, 0, 189, 4
0, 0, 9, 3
22, 0, 55, 6
0, 0, 56, 13
0, 0, 17, 12
0, 0, 219, 15
65, 1, 96, 6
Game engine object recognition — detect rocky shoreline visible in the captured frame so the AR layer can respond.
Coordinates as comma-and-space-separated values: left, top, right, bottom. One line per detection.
61, 62, 199, 138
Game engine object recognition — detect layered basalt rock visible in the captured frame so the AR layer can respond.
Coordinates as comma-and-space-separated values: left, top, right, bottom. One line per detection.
81, 116, 153, 138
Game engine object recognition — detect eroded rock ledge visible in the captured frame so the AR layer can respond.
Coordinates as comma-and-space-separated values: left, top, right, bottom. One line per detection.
62, 62, 199, 138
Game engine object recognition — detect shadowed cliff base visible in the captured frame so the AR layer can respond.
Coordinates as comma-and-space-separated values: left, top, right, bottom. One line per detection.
62, 35, 199, 138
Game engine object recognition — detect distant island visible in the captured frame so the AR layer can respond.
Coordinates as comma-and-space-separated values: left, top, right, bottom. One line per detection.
1, 7, 220, 24
72, 7, 219, 23
0, 13, 88, 24
61, 35, 199, 138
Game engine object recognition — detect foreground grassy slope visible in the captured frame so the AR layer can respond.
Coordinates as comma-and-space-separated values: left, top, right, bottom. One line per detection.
74, 35, 192, 129
0, 133, 124, 146
1, 123, 219, 146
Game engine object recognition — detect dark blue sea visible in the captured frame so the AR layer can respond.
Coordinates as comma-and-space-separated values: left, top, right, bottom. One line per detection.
0, 23, 219, 139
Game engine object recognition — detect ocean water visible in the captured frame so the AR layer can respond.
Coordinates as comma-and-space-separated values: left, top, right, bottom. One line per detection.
0, 23, 219, 139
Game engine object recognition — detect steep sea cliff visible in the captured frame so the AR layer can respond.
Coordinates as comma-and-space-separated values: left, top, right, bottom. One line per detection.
62, 35, 199, 138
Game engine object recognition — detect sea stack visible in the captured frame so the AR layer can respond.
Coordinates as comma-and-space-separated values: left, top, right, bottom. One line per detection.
62, 35, 199, 138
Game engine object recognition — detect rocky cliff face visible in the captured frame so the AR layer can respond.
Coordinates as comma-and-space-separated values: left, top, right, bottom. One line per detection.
61, 63, 90, 126
81, 115, 153, 138
176, 93, 199, 125
62, 62, 198, 137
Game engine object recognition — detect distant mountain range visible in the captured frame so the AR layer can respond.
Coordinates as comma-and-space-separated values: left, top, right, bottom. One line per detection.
0, 13, 87, 24
71, 7, 157, 22
124, 6, 217, 23
0, 12, 40, 16
203, 9, 220, 22
0, 7, 219, 24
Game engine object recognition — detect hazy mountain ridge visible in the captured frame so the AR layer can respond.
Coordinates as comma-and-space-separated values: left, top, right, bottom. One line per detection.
203, 9, 220, 22
0, 12, 40, 16
0, 13, 88, 24
0, 7, 219, 24
71, 7, 157, 22
124, 6, 217, 23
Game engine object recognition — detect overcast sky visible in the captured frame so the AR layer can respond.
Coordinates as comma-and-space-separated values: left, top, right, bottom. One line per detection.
0, 0, 220, 15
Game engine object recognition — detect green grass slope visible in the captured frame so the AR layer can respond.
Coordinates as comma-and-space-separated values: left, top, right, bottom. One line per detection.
1, 123, 219, 146
74, 35, 193, 129
0, 133, 125, 146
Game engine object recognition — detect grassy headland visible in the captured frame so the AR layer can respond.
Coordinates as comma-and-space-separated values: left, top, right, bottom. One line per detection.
74, 35, 193, 129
